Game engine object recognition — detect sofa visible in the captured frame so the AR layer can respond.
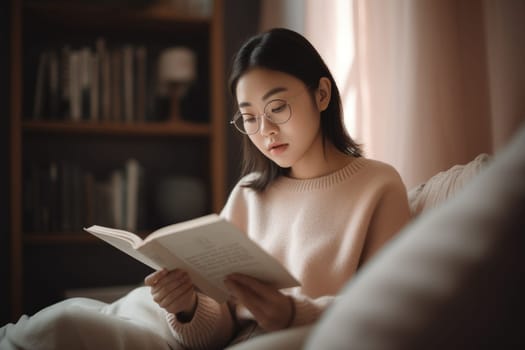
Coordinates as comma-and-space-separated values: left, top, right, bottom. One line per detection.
228, 123, 525, 349
2, 124, 524, 350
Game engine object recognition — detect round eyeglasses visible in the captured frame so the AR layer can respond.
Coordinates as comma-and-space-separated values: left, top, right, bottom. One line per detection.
230, 99, 292, 135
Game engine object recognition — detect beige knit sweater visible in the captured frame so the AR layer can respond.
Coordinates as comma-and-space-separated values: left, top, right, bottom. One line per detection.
166, 157, 411, 349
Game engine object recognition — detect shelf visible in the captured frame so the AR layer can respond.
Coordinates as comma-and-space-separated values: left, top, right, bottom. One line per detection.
24, 231, 150, 244
22, 120, 211, 136
24, 233, 97, 244
24, 2, 211, 32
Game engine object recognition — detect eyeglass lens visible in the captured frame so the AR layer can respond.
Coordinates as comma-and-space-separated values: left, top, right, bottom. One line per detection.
234, 99, 291, 135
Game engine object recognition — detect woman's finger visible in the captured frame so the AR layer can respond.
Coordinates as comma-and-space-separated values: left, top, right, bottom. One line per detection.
155, 273, 191, 303
159, 281, 194, 309
144, 269, 168, 286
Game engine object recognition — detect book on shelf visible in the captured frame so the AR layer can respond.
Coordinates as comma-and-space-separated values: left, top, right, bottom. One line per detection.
33, 51, 60, 119
123, 45, 134, 122
111, 48, 123, 121
124, 158, 141, 231
135, 46, 147, 122
33, 51, 49, 119
91, 159, 144, 232
23, 158, 143, 234
84, 214, 300, 303
96, 38, 111, 121
30, 38, 157, 122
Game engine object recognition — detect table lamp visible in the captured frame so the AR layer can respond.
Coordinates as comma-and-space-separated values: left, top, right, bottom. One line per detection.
158, 47, 196, 122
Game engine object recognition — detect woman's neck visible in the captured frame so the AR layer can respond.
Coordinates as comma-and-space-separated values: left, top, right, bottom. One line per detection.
288, 143, 354, 179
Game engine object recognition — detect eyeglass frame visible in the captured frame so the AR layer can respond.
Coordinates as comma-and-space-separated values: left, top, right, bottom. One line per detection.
229, 87, 313, 135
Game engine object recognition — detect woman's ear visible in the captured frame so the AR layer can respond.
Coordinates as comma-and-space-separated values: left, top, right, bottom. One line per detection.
316, 77, 331, 112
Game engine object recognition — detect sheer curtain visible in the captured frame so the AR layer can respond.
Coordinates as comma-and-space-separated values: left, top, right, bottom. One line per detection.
261, 0, 525, 189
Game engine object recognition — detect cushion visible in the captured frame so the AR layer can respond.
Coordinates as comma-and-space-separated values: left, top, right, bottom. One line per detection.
408, 153, 491, 217
305, 124, 525, 349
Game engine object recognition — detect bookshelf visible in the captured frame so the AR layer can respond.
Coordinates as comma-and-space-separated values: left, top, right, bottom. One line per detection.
9, 0, 226, 319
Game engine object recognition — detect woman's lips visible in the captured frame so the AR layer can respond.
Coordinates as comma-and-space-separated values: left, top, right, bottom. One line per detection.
268, 143, 288, 155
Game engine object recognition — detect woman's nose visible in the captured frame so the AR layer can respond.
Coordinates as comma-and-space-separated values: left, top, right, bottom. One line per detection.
259, 114, 278, 136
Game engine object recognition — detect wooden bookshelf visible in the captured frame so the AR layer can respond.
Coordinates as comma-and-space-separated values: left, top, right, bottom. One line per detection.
23, 120, 211, 136
9, 0, 226, 319
24, 234, 98, 244
25, 2, 212, 28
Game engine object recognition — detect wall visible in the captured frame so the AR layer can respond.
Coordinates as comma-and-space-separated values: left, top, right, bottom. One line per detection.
259, 0, 304, 33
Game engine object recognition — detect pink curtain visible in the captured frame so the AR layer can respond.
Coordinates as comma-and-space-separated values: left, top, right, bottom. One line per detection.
302, 0, 525, 188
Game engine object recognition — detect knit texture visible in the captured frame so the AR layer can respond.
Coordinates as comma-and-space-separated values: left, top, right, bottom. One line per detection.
166, 157, 411, 349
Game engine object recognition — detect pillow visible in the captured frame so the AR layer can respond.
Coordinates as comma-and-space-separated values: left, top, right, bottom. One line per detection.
408, 153, 491, 217
305, 124, 525, 349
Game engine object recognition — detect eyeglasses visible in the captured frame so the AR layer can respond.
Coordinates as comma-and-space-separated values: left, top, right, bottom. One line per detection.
230, 98, 293, 135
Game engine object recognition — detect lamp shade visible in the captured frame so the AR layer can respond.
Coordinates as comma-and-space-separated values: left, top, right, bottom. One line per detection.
158, 47, 196, 83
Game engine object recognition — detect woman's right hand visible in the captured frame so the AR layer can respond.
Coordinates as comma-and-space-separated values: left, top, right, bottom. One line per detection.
145, 268, 197, 319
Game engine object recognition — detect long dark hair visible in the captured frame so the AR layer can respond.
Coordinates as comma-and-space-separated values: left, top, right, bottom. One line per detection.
229, 28, 362, 191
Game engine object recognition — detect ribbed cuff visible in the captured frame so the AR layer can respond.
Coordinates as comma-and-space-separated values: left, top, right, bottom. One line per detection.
291, 298, 326, 327
166, 294, 231, 350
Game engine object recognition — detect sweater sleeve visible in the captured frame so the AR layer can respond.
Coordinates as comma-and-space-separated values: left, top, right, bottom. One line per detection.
165, 293, 234, 350
359, 169, 411, 265
289, 294, 334, 327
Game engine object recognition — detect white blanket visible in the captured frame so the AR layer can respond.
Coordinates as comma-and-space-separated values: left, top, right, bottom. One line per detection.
1, 287, 184, 350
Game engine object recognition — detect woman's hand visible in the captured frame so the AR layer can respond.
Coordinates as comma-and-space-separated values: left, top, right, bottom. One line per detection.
224, 273, 295, 331
145, 269, 197, 319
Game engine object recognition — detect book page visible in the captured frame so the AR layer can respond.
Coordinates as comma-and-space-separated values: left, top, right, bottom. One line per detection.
146, 214, 221, 241
86, 225, 143, 245
150, 218, 300, 302
138, 241, 229, 302
84, 226, 161, 270
183, 241, 277, 286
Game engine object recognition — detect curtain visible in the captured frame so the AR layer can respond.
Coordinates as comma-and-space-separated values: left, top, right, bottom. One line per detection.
348, 0, 496, 189
262, 0, 525, 189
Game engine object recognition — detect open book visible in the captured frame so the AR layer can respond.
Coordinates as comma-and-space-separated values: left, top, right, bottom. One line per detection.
84, 214, 300, 303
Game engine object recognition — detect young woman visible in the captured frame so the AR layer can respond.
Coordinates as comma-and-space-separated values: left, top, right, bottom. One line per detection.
144, 28, 411, 349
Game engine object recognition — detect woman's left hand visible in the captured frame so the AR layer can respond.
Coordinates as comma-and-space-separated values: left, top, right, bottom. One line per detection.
224, 273, 294, 331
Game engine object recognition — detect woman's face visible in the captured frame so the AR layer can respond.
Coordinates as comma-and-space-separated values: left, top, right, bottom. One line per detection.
235, 68, 327, 178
